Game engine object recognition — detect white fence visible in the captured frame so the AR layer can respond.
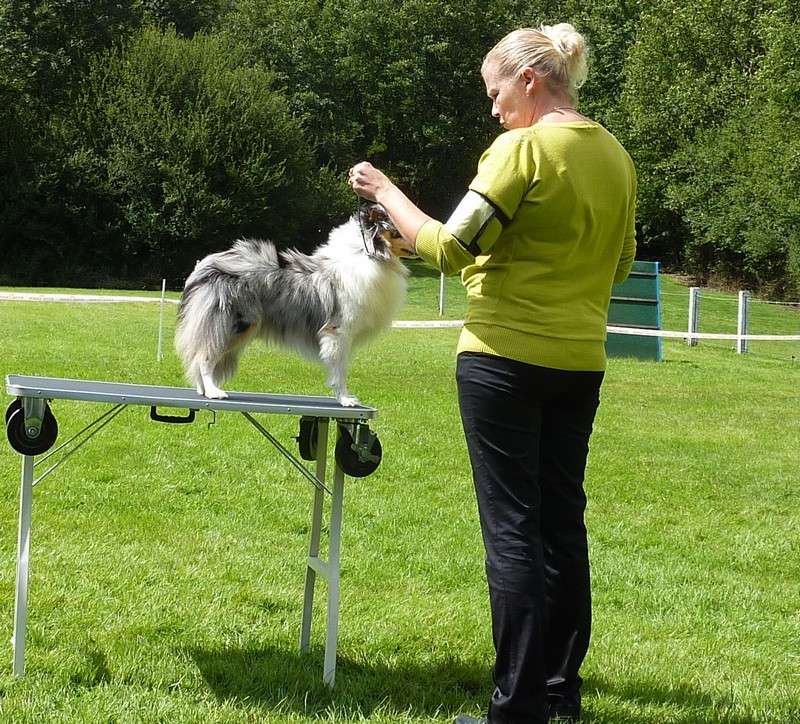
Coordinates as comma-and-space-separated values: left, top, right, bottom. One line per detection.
682, 287, 800, 352
3, 285, 800, 358
437, 282, 800, 351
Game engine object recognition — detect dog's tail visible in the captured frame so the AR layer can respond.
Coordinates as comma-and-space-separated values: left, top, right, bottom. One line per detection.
175, 239, 280, 387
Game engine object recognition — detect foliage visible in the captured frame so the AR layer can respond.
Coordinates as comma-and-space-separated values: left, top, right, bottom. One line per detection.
665, 1, 800, 296
0, 0, 144, 284
0, 0, 142, 103
0, 0, 798, 295
140, 0, 232, 37
619, 0, 769, 267
222, 0, 535, 218
26, 29, 326, 286
622, 0, 799, 295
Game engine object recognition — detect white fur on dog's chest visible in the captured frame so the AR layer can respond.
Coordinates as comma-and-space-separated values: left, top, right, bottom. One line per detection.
336, 258, 407, 335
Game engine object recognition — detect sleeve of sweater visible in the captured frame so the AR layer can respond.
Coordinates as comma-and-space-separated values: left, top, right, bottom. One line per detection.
416, 130, 534, 276
614, 165, 638, 284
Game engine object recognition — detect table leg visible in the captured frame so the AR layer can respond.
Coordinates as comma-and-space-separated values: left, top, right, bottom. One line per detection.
300, 420, 329, 652
12, 454, 34, 677
322, 461, 345, 687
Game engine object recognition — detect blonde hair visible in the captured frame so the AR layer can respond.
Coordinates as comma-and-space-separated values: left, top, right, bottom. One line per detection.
483, 24, 588, 100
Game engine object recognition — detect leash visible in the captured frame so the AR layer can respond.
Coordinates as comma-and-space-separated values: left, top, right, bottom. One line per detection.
357, 196, 378, 256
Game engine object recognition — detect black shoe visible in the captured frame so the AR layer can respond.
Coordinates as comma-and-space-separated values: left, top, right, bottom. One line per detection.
453, 717, 488, 724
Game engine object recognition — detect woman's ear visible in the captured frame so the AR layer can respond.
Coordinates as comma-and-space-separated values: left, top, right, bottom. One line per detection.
521, 67, 536, 93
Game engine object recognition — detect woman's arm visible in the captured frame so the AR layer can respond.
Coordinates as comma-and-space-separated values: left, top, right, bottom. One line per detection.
348, 160, 501, 275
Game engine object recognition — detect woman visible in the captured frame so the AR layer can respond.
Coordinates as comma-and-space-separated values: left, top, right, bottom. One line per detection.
349, 23, 636, 724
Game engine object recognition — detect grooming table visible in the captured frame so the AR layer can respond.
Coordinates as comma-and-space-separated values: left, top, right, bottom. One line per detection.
4, 374, 384, 687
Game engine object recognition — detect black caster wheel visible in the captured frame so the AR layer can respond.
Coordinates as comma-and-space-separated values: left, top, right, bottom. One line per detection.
6, 400, 59, 456
296, 416, 319, 461
335, 424, 382, 478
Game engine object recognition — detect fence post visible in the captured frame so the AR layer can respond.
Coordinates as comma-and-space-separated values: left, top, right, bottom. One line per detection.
737, 290, 750, 354
157, 279, 166, 361
438, 272, 445, 317
688, 286, 700, 346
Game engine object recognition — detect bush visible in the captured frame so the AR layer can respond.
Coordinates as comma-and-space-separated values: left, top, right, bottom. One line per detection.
619, 0, 769, 270
60, 28, 330, 285
666, 1, 800, 296
223, 0, 539, 219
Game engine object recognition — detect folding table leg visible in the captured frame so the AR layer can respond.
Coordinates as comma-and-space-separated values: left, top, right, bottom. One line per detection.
300, 420, 329, 652
12, 454, 34, 677
322, 462, 345, 687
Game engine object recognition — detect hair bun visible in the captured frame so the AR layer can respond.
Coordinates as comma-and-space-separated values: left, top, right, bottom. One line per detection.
540, 23, 588, 89
541, 23, 585, 59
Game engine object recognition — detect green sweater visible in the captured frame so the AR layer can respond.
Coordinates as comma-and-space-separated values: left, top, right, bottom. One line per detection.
415, 122, 637, 371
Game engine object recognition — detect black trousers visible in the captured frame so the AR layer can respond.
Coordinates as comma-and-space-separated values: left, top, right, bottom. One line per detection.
456, 352, 604, 724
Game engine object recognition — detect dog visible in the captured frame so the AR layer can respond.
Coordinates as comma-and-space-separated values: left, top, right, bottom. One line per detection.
175, 203, 409, 406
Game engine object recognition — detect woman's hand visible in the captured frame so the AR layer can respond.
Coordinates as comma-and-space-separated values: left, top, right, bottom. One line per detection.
348, 161, 393, 202
348, 161, 432, 251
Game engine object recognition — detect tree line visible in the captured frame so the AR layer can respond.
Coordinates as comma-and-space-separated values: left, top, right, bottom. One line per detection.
0, 0, 797, 296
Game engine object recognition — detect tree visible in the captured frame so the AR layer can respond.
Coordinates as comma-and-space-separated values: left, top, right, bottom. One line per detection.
140, 0, 232, 37
0, 0, 142, 103
223, 0, 540, 219
0, 0, 143, 282
666, 0, 800, 295
47, 28, 324, 285
620, 0, 769, 267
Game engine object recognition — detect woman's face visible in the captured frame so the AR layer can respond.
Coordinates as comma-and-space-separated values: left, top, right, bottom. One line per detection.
482, 61, 534, 130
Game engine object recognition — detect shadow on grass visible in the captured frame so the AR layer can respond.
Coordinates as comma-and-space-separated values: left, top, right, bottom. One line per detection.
584, 674, 764, 724
407, 259, 442, 279
190, 647, 771, 722
189, 644, 488, 717
70, 641, 113, 687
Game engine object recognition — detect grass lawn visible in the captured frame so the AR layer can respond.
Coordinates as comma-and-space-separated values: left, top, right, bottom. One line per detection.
0, 268, 798, 722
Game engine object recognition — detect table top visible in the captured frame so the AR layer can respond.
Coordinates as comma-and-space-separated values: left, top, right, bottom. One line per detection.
5, 375, 377, 420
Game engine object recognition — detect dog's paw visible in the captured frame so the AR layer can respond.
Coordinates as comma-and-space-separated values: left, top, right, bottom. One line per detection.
337, 394, 360, 407
204, 388, 229, 399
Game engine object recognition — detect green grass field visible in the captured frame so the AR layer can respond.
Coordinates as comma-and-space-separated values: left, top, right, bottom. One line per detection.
0, 271, 798, 723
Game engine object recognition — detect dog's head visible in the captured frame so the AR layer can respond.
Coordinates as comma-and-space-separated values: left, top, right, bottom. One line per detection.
357, 203, 412, 260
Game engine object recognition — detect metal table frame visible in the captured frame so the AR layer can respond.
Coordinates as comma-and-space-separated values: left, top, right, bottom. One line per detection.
4, 374, 379, 687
